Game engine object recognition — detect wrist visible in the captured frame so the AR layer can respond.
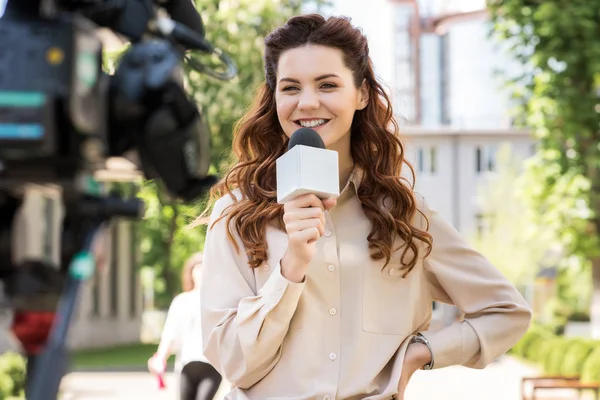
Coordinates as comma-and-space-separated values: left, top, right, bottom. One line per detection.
408, 334, 434, 370
280, 253, 307, 283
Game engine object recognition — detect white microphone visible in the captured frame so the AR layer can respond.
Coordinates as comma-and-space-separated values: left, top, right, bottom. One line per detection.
276, 128, 340, 204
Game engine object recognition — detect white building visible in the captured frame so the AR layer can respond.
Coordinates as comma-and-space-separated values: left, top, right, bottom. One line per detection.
403, 127, 533, 235
388, 0, 535, 239
317, 1, 535, 239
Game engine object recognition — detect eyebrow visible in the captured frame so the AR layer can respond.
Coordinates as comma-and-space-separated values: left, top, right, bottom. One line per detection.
278, 74, 341, 84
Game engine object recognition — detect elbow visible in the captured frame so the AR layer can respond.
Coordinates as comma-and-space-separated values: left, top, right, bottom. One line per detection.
202, 334, 275, 391
515, 298, 533, 338
203, 356, 263, 390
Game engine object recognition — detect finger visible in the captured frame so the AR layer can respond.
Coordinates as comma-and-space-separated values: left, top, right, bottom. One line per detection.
283, 207, 324, 224
285, 194, 325, 211
322, 197, 338, 211
289, 227, 321, 245
285, 218, 325, 236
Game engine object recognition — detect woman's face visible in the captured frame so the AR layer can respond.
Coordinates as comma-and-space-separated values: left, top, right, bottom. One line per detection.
275, 44, 368, 155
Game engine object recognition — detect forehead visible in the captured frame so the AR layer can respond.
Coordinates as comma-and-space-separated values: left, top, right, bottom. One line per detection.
277, 44, 351, 79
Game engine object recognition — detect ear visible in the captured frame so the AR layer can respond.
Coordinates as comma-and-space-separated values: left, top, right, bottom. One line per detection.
356, 80, 369, 110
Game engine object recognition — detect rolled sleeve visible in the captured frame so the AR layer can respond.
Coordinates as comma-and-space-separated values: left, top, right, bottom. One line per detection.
417, 197, 532, 369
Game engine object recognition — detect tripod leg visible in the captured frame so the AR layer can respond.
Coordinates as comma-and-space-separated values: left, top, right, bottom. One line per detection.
26, 226, 101, 400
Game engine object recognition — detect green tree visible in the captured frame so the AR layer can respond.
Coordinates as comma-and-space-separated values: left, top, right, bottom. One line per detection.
488, 1, 600, 334
137, 0, 303, 307
471, 144, 551, 287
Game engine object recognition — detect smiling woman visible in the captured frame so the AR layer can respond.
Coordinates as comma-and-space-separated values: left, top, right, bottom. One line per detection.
197, 13, 532, 400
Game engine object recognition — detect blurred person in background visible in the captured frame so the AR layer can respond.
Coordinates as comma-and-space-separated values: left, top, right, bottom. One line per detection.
148, 252, 222, 400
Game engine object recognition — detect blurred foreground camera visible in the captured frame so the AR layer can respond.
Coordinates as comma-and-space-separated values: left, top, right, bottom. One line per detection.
0, 1, 237, 398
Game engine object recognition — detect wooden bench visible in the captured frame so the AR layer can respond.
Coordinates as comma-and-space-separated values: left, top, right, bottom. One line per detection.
525, 378, 600, 400
521, 375, 580, 398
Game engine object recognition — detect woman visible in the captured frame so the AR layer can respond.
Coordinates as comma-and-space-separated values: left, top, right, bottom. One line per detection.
148, 252, 222, 400
199, 14, 532, 400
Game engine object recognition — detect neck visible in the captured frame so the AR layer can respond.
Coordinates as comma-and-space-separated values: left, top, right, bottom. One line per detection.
339, 158, 354, 191
326, 133, 353, 191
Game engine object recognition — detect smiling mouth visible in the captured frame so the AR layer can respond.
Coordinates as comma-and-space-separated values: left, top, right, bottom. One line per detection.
295, 118, 331, 128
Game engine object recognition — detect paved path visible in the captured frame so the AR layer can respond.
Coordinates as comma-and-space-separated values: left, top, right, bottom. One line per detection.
60, 356, 593, 399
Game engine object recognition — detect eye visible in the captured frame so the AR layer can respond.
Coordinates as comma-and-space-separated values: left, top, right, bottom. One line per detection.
281, 85, 299, 92
320, 83, 337, 89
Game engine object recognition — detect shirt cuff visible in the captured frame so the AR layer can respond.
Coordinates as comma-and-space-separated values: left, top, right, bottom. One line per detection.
257, 262, 306, 308
419, 321, 481, 369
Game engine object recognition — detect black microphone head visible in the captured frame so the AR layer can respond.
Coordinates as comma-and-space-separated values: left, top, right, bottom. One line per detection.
288, 128, 326, 151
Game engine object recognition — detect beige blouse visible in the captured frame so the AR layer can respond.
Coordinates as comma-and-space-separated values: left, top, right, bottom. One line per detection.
200, 170, 532, 400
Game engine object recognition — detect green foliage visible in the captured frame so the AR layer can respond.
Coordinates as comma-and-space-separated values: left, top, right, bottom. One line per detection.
543, 338, 572, 374
472, 144, 550, 286
137, 181, 208, 308
511, 324, 552, 359
512, 327, 600, 384
188, 0, 303, 172
581, 347, 600, 383
0, 352, 26, 399
488, 0, 600, 330
561, 339, 596, 377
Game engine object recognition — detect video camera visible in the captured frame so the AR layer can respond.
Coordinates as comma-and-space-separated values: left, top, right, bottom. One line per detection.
0, 1, 236, 398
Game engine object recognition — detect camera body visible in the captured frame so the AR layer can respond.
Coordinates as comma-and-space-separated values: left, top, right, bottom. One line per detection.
0, 1, 234, 397
0, 9, 106, 183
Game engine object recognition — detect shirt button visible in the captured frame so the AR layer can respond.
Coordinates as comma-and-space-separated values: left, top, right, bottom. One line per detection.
327, 264, 335, 271
264, 265, 271, 271
329, 353, 336, 360
389, 269, 396, 276
329, 308, 337, 316
323, 396, 331, 400
324, 230, 332, 237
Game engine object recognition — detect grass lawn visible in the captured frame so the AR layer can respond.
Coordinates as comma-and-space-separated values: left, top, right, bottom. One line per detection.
70, 343, 175, 371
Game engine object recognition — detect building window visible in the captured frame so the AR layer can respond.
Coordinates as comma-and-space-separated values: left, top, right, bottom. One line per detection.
475, 145, 497, 173
530, 143, 537, 156
430, 146, 437, 173
486, 145, 496, 171
417, 146, 438, 175
475, 212, 495, 239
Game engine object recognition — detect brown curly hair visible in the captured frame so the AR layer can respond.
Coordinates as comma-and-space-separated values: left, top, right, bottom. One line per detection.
200, 14, 432, 276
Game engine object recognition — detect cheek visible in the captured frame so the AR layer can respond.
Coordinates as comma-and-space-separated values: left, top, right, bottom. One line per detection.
276, 96, 294, 118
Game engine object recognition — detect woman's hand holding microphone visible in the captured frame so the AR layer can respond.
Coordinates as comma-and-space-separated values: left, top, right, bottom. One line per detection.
280, 194, 337, 283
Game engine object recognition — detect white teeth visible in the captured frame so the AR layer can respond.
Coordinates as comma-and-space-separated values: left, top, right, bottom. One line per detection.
298, 119, 327, 128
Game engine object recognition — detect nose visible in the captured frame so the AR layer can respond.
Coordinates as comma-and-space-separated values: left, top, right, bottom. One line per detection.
297, 88, 320, 111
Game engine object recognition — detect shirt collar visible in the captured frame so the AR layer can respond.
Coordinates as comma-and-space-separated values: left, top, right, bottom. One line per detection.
346, 166, 363, 195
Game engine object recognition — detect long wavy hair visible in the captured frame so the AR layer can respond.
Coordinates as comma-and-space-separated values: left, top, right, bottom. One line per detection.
200, 14, 432, 276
